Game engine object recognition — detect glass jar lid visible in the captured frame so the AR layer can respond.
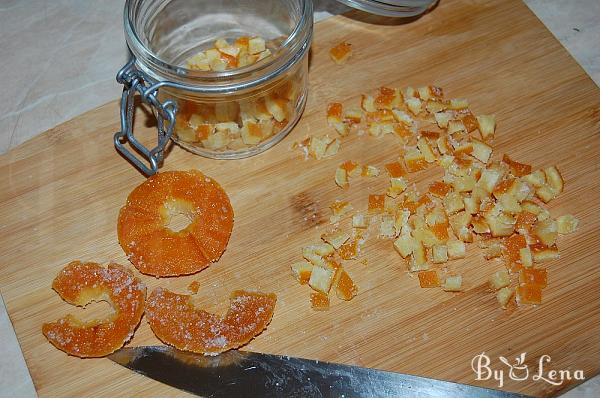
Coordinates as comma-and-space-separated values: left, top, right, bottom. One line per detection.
336, 0, 436, 17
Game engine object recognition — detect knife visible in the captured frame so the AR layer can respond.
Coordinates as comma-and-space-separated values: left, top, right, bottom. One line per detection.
108, 346, 529, 398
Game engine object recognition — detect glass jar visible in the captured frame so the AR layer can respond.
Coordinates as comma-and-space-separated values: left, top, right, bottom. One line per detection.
336, 0, 437, 17
114, 0, 436, 175
115, 0, 313, 174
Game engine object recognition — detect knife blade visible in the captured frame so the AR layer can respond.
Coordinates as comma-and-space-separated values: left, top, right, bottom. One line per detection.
108, 346, 529, 398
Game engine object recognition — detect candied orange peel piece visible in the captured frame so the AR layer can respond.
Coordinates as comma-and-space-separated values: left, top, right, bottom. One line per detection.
42, 261, 146, 358
327, 102, 343, 120
187, 281, 201, 294
385, 162, 408, 178
339, 238, 360, 260
340, 160, 359, 174
517, 284, 542, 305
519, 268, 547, 288
375, 87, 397, 109
329, 42, 353, 65
430, 223, 450, 241
418, 270, 441, 288
336, 270, 358, 300
405, 156, 428, 172
429, 181, 452, 198
292, 261, 313, 285
366, 109, 394, 124
504, 234, 527, 262
493, 177, 516, 197
330, 200, 353, 223
461, 113, 479, 133
146, 288, 276, 354
118, 170, 234, 277
502, 154, 532, 177
420, 130, 441, 140
394, 123, 413, 139
368, 194, 386, 213
310, 291, 330, 310
515, 211, 537, 232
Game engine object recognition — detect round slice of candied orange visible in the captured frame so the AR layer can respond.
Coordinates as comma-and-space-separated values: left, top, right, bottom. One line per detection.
117, 170, 234, 277
42, 261, 146, 358
145, 287, 277, 354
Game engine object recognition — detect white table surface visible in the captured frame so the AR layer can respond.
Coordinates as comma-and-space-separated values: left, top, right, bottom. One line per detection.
1, 1, 598, 397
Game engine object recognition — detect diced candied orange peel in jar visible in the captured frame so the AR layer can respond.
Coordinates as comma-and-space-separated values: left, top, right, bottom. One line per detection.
173, 36, 301, 152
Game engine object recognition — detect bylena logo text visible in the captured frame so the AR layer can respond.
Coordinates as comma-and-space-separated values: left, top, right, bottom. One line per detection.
471, 352, 585, 388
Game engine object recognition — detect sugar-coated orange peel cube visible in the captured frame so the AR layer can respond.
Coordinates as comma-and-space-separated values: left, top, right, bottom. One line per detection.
394, 123, 413, 139
366, 110, 395, 124
310, 291, 330, 311
336, 270, 358, 300
442, 275, 463, 291
405, 149, 428, 172
375, 87, 397, 110
430, 223, 449, 242
338, 238, 360, 260
533, 219, 558, 246
497, 287, 515, 309
340, 160, 360, 176
187, 281, 201, 294
519, 268, 547, 288
476, 115, 496, 140
502, 154, 532, 177
461, 113, 479, 133
418, 270, 441, 288
517, 284, 542, 305
515, 211, 537, 232
385, 162, 408, 178
530, 243, 560, 263
368, 194, 386, 213
330, 200, 353, 223
420, 130, 441, 140
504, 234, 527, 265
492, 177, 516, 197
327, 102, 343, 120
489, 269, 510, 290
195, 124, 213, 141
362, 165, 380, 177
329, 42, 353, 65
429, 181, 453, 198
291, 261, 313, 285
309, 263, 337, 294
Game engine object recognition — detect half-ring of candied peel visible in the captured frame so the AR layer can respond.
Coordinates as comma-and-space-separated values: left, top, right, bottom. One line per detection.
145, 287, 276, 355
42, 261, 146, 358
117, 170, 234, 277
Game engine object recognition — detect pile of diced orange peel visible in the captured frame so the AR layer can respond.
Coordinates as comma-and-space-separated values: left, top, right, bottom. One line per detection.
292, 77, 578, 311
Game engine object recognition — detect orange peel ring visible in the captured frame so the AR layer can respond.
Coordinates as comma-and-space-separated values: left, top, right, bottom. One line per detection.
117, 170, 234, 277
42, 261, 146, 358
145, 287, 277, 354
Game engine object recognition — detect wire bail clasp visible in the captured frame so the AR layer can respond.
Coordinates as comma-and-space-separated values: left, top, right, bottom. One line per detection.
114, 58, 177, 176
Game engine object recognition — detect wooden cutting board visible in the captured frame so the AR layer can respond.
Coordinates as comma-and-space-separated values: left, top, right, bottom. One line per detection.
1, 0, 600, 396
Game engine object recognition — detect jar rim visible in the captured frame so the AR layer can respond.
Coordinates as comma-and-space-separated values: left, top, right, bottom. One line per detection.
336, 0, 435, 17
123, 0, 313, 94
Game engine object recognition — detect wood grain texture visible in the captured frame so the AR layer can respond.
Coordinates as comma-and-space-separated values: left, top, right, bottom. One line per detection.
1, 0, 600, 397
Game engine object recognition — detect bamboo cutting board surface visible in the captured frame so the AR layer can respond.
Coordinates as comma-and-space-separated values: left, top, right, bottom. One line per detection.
1, 0, 600, 397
